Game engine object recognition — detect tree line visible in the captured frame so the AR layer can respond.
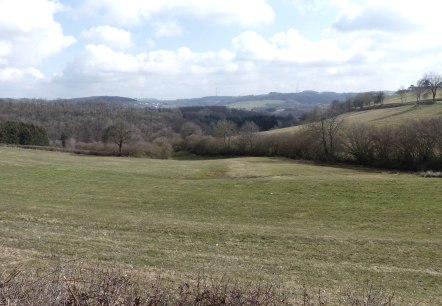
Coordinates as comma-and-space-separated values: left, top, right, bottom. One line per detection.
183, 112, 442, 170
0, 99, 294, 157
321, 72, 442, 115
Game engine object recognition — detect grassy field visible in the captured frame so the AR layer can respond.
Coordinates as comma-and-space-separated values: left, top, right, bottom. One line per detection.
342, 102, 442, 127
226, 99, 287, 111
262, 102, 442, 135
383, 90, 442, 105
0, 147, 441, 303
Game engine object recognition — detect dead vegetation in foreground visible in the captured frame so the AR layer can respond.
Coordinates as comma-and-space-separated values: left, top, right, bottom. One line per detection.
0, 261, 395, 306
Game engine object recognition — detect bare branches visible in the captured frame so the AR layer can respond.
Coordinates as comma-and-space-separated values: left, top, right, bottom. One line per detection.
420, 72, 442, 103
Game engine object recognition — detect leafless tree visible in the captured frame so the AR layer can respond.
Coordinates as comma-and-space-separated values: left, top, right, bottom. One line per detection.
420, 72, 442, 103
396, 86, 408, 104
213, 119, 237, 149
181, 121, 202, 138
103, 122, 132, 155
409, 83, 425, 105
239, 121, 260, 151
308, 108, 344, 160
343, 124, 375, 163
374, 91, 385, 106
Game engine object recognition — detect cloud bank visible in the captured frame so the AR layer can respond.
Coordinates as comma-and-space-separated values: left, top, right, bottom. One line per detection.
1, 0, 442, 98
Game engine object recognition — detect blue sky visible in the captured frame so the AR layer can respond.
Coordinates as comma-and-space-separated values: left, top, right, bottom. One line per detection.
1, 0, 441, 99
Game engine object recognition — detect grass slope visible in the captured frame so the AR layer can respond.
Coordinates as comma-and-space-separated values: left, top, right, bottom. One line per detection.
383, 90, 442, 105
343, 103, 442, 127
263, 102, 442, 135
226, 99, 286, 111
0, 148, 441, 303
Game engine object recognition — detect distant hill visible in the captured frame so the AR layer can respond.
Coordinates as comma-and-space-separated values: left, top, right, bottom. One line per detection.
2, 92, 357, 116
69, 96, 138, 104
0, 96, 139, 105
138, 91, 357, 118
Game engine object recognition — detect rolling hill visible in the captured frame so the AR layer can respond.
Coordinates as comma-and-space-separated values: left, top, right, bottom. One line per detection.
263, 101, 442, 135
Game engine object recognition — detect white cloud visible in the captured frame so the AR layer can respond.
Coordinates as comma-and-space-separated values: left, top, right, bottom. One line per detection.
76, 0, 274, 27
62, 44, 237, 78
291, 0, 357, 14
0, 67, 47, 98
5, 0, 442, 99
233, 29, 352, 64
154, 20, 183, 38
0, 0, 75, 97
0, 0, 76, 68
0, 67, 45, 82
53, 43, 240, 98
333, 5, 417, 33
82, 26, 133, 50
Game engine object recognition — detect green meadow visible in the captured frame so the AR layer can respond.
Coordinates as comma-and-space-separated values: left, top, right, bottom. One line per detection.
0, 147, 441, 303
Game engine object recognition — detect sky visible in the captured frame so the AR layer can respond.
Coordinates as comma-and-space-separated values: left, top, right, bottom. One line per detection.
1, 0, 442, 99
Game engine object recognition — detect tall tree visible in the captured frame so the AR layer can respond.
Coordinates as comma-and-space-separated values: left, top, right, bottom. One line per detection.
420, 72, 442, 103
213, 119, 237, 149
103, 122, 131, 155
308, 109, 344, 160
396, 86, 408, 104
409, 82, 426, 105
239, 121, 259, 151
374, 91, 385, 105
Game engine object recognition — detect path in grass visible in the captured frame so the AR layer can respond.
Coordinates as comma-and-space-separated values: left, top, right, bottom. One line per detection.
0, 148, 441, 303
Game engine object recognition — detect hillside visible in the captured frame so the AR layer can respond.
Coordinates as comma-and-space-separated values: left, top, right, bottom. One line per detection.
0, 147, 441, 304
143, 91, 355, 114
263, 102, 442, 135
383, 89, 442, 105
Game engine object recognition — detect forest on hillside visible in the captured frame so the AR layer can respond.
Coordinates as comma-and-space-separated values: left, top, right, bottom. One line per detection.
0, 99, 296, 157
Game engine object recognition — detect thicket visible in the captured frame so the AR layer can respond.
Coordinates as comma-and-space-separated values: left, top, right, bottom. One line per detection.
0, 261, 395, 305
184, 116, 442, 171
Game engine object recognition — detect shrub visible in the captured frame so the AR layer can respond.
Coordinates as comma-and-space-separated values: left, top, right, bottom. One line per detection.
0, 262, 399, 306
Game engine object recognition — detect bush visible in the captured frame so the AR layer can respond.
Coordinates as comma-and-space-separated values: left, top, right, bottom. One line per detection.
0, 262, 398, 306
0, 262, 290, 306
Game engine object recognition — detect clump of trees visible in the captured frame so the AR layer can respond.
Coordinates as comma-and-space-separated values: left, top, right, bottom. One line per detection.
0, 121, 49, 146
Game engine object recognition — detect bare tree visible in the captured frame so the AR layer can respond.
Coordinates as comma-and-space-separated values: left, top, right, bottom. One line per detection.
343, 124, 375, 164
308, 109, 344, 160
420, 72, 442, 103
374, 91, 385, 106
103, 122, 132, 155
239, 121, 259, 151
396, 86, 408, 104
409, 83, 426, 105
213, 119, 237, 149
181, 121, 202, 138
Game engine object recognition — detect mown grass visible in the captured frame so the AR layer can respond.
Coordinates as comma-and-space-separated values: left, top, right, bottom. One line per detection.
0, 147, 441, 304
